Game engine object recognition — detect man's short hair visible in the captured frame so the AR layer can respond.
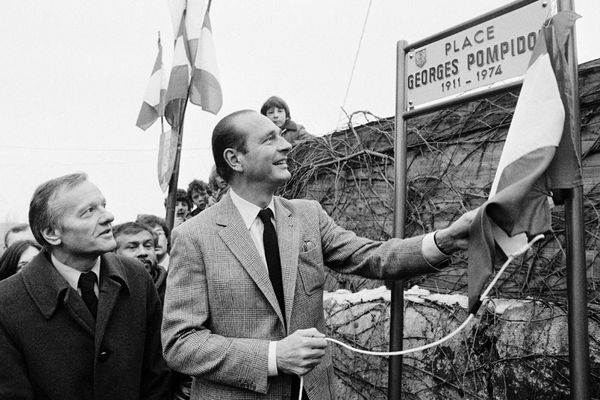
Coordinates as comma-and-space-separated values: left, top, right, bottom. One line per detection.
4, 223, 31, 248
212, 110, 253, 183
187, 180, 210, 196
113, 222, 158, 247
136, 214, 170, 247
29, 172, 88, 250
260, 96, 291, 120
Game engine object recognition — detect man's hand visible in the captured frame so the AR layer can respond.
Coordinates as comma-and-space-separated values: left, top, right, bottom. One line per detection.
276, 328, 328, 376
435, 208, 479, 254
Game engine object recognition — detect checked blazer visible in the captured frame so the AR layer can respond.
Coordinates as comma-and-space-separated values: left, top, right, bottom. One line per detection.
161, 193, 439, 400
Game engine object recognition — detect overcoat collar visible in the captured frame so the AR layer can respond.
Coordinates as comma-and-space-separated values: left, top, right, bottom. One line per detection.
20, 250, 130, 338
216, 193, 300, 330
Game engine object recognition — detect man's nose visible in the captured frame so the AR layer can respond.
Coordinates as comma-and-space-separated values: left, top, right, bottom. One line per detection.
278, 136, 292, 152
135, 246, 150, 257
100, 208, 114, 224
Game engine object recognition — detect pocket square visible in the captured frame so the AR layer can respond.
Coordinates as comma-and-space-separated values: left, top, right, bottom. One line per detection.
302, 240, 316, 252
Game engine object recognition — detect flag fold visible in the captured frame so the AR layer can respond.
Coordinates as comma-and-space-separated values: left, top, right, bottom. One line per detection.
136, 38, 165, 131
467, 11, 581, 313
189, 8, 223, 114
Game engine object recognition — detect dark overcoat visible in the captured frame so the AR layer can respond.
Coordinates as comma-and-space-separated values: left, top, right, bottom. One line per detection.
0, 251, 171, 400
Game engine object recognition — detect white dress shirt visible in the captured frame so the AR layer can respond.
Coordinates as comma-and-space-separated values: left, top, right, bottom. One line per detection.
51, 254, 101, 297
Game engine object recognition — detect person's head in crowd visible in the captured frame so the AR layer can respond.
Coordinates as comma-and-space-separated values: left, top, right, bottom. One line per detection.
175, 188, 191, 225
4, 224, 36, 250
28, 172, 116, 269
260, 95, 290, 129
113, 222, 158, 275
136, 214, 170, 263
187, 179, 211, 213
209, 165, 228, 193
0, 240, 42, 280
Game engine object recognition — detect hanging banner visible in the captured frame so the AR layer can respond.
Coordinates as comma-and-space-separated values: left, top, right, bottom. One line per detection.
405, 0, 551, 109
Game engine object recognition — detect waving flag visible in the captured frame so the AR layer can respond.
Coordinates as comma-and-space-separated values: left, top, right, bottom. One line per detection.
164, 14, 191, 129
184, 0, 208, 62
467, 11, 581, 313
189, 4, 223, 114
136, 37, 165, 131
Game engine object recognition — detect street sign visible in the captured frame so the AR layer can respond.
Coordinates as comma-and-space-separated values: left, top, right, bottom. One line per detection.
405, 0, 551, 109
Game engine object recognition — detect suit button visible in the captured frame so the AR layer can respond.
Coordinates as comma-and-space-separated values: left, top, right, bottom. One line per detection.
98, 350, 110, 362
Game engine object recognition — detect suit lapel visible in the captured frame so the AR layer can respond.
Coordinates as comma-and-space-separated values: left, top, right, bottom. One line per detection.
216, 195, 285, 326
274, 198, 299, 330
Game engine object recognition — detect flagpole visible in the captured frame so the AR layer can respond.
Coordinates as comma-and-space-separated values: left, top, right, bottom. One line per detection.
558, 1, 590, 399
165, 87, 191, 231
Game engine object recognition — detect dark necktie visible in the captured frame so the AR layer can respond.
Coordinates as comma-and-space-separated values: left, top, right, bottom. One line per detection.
78, 271, 98, 319
258, 208, 285, 320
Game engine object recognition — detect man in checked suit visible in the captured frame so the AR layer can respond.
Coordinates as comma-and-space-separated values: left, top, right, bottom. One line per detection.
162, 110, 475, 399
0, 173, 171, 400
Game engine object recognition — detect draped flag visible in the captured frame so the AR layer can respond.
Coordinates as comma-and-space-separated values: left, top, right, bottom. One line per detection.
136, 37, 165, 131
157, 128, 179, 192
189, 5, 223, 114
467, 11, 581, 313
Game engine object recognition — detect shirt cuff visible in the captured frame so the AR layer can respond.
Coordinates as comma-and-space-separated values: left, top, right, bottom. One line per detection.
268, 341, 278, 377
421, 231, 449, 267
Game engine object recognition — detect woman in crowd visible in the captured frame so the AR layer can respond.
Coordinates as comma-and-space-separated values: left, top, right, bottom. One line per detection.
0, 240, 41, 281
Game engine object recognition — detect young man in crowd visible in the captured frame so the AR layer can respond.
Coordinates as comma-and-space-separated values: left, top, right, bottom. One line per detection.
187, 179, 211, 217
136, 214, 171, 271
113, 222, 168, 303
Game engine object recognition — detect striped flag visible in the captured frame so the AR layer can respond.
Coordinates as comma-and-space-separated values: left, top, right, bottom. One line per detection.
189, 7, 223, 114
184, 0, 208, 63
467, 11, 581, 312
136, 37, 165, 131
164, 14, 191, 129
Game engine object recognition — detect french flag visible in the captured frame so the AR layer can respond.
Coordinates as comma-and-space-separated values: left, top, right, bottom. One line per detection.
467, 11, 582, 313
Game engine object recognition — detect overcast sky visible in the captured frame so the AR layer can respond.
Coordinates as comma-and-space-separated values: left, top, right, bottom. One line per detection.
1, 0, 598, 224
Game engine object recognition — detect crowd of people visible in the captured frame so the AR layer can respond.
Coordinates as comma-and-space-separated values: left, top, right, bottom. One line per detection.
0, 98, 476, 400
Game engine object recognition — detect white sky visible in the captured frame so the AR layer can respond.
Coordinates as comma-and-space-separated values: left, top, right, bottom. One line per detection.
1, 0, 598, 224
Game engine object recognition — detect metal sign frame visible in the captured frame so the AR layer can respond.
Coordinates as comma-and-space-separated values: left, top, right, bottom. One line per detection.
391, 0, 589, 399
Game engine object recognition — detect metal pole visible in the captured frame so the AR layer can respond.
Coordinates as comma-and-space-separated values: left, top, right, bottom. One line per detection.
558, 1, 590, 398
165, 124, 184, 231
389, 39, 408, 400
165, 86, 191, 231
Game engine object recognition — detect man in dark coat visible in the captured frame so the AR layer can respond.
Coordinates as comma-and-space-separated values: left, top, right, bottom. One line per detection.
0, 172, 171, 400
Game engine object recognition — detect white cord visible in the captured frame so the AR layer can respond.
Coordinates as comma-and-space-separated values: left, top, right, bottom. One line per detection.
297, 234, 545, 400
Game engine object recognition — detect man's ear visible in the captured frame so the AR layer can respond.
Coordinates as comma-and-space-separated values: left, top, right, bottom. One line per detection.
223, 148, 243, 174
41, 227, 61, 246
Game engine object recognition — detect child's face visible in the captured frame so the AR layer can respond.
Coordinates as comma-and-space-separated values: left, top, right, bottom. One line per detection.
265, 107, 286, 128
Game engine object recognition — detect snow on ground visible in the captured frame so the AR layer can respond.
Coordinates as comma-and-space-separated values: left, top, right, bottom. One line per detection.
324, 285, 528, 315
